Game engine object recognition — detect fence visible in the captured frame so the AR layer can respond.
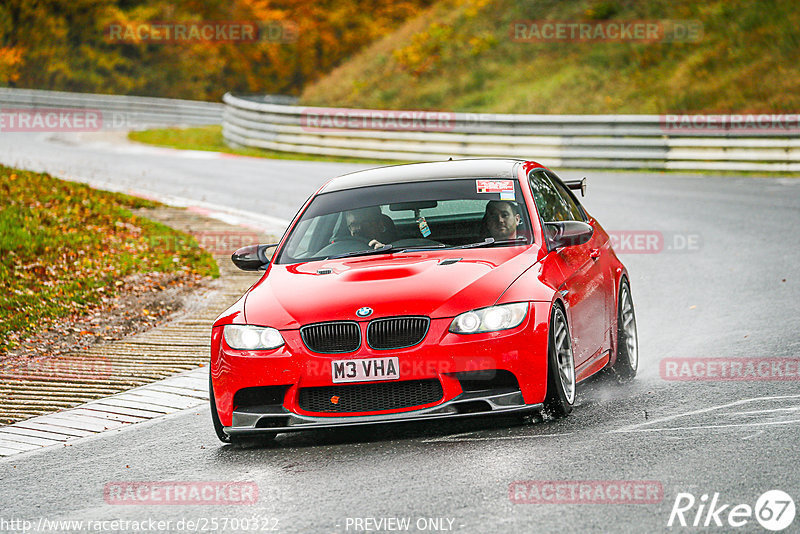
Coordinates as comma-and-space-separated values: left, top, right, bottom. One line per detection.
0, 87, 223, 129
222, 92, 799, 172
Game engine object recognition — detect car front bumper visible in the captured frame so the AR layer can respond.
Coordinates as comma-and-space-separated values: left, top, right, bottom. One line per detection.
211, 302, 553, 431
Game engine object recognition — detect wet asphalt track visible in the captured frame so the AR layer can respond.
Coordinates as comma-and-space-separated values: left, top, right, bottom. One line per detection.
1, 133, 799, 533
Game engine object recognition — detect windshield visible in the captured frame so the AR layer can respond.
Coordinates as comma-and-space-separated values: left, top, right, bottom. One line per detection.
275, 178, 533, 264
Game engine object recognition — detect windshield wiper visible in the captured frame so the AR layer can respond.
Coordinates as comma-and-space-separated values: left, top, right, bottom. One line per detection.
327, 243, 447, 260
452, 237, 528, 249
328, 239, 525, 258
328, 244, 397, 259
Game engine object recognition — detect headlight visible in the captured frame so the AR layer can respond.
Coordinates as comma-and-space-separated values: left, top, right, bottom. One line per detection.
449, 303, 528, 334
223, 325, 285, 350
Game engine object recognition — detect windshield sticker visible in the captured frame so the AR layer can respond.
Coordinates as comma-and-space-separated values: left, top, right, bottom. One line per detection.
417, 216, 432, 237
476, 179, 515, 199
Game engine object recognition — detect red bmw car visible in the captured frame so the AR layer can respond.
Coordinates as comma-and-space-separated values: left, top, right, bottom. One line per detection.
209, 159, 637, 443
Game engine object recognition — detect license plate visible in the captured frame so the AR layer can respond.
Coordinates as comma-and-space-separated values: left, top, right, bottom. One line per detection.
331, 357, 399, 383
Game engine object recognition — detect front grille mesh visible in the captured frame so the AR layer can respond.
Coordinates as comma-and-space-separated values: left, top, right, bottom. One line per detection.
366, 317, 429, 349
300, 322, 360, 353
298, 379, 443, 413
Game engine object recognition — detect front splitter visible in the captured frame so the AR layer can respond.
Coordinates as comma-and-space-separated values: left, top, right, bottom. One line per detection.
224, 390, 542, 436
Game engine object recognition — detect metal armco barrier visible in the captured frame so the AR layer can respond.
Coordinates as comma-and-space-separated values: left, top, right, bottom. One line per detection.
0, 87, 224, 129
223, 92, 800, 172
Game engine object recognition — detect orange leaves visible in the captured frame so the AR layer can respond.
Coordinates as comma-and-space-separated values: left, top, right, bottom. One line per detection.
21, 263, 48, 279
0, 45, 24, 84
1, 0, 432, 99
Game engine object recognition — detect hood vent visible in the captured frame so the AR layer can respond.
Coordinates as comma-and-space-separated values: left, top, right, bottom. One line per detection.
438, 258, 462, 266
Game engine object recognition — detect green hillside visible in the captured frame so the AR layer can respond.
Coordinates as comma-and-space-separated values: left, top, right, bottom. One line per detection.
300, 0, 800, 113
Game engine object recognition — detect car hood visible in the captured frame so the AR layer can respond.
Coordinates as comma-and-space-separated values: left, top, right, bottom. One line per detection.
243, 247, 541, 329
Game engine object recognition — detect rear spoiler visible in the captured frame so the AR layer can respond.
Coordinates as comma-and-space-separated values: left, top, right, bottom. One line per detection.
564, 177, 587, 197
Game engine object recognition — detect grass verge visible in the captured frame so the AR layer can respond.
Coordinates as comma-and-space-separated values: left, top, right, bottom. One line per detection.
0, 166, 219, 352
128, 126, 407, 165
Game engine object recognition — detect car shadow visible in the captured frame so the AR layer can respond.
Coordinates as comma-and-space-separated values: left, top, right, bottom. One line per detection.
217, 414, 523, 451
212, 409, 586, 456
210, 374, 646, 456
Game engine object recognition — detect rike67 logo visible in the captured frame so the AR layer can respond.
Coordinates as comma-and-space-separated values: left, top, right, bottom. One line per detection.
668, 490, 796, 531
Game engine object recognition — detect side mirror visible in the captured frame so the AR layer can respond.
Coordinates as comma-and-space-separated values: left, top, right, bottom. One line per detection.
544, 221, 593, 249
231, 244, 278, 271
564, 177, 587, 197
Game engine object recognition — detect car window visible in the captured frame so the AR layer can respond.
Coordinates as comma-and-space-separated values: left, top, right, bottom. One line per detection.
528, 170, 585, 222
548, 172, 587, 221
291, 216, 321, 256
276, 179, 533, 264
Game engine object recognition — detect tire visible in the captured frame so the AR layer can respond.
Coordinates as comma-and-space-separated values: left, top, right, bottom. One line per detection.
543, 305, 576, 417
209, 375, 232, 444
607, 278, 638, 382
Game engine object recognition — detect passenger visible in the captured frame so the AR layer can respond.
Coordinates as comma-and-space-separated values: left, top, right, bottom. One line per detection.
484, 200, 522, 241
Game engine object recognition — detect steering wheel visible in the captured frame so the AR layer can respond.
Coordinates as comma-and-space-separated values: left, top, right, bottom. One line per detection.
315, 234, 381, 257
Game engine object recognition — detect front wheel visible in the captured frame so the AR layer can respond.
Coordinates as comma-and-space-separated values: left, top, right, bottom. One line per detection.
607, 278, 638, 382
543, 305, 575, 417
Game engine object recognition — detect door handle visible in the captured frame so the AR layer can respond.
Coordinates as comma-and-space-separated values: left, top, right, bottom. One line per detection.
590, 248, 600, 260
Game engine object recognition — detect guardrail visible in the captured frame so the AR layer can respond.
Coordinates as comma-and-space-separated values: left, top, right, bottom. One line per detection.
223, 92, 799, 172
0, 87, 223, 129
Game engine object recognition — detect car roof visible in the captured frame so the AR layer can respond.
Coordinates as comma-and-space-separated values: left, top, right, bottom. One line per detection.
319, 158, 539, 193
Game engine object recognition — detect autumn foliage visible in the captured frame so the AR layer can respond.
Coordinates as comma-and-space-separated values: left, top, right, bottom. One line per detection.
0, 0, 432, 100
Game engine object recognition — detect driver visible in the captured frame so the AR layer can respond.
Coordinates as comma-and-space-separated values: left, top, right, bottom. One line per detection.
345, 207, 391, 249
484, 200, 522, 241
